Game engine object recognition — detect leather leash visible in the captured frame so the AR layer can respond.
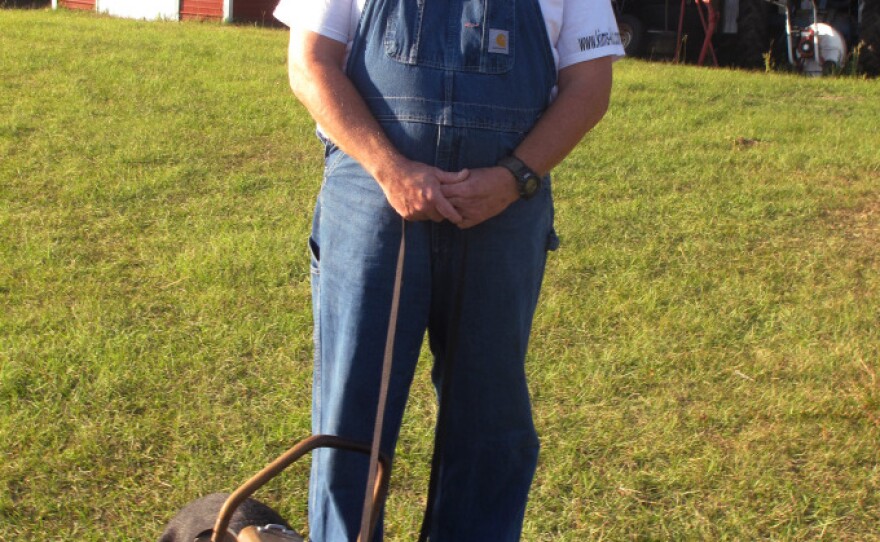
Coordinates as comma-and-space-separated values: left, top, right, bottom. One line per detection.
358, 219, 407, 542
358, 222, 469, 542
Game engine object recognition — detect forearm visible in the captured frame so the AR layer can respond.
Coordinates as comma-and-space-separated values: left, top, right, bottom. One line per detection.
287, 30, 464, 223
288, 32, 405, 183
439, 57, 614, 229
512, 56, 614, 177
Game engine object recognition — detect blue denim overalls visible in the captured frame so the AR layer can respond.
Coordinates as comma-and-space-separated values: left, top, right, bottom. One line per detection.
309, 0, 558, 540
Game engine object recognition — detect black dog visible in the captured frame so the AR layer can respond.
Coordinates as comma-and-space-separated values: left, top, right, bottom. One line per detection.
159, 492, 300, 542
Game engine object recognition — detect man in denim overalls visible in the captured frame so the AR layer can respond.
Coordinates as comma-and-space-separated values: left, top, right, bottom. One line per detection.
279, 0, 621, 539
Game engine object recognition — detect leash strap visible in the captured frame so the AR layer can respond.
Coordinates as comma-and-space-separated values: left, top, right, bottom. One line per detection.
417, 233, 468, 542
358, 219, 406, 542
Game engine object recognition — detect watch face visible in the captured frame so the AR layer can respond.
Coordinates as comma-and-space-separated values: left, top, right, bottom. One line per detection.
523, 175, 540, 198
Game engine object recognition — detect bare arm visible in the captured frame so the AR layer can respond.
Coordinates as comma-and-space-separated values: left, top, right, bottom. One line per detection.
441, 56, 614, 229
513, 56, 613, 177
288, 31, 464, 223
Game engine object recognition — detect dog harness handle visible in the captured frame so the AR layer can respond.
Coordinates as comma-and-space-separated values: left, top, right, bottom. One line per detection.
209, 225, 406, 542
209, 435, 391, 542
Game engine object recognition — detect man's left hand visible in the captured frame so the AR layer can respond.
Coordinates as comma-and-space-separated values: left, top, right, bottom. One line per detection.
439, 166, 520, 229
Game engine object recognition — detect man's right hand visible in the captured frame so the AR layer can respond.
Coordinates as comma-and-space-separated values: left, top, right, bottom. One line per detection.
289, 31, 467, 226
376, 158, 467, 224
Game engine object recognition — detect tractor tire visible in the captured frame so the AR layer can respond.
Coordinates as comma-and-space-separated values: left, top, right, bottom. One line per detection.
859, 0, 880, 76
736, 0, 770, 68
618, 14, 645, 56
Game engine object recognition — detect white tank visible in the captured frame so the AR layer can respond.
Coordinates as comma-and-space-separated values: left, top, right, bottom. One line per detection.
798, 22, 848, 76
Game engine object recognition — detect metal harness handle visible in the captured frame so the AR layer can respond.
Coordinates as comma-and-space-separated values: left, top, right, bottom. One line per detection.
209, 221, 406, 542
209, 435, 391, 542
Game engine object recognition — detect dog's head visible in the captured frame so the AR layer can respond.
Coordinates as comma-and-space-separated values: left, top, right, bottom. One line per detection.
159, 493, 295, 542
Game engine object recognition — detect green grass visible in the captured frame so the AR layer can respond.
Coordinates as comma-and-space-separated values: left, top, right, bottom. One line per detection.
2, 8, 879, 541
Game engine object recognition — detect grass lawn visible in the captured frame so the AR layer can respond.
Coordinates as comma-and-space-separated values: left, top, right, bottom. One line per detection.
1, 8, 879, 541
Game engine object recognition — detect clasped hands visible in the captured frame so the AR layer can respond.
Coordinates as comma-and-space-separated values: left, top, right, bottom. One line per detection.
379, 158, 520, 229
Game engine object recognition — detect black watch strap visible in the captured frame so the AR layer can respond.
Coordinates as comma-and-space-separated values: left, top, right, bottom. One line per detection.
497, 155, 541, 200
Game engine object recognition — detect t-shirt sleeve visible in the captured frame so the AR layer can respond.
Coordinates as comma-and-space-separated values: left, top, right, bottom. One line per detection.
557, 0, 626, 68
273, 0, 354, 44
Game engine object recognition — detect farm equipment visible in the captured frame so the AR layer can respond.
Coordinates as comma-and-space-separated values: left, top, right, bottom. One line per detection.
775, 0, 848, 74
615, 0, 880, 75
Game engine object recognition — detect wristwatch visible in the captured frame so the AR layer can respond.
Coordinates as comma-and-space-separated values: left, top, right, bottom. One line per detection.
497, 155, 541, 200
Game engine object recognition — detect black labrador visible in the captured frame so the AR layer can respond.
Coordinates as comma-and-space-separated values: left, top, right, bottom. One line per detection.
158, 492, 303, 542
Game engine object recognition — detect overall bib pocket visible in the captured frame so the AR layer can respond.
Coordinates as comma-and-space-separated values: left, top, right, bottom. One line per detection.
384, 0, 516, 73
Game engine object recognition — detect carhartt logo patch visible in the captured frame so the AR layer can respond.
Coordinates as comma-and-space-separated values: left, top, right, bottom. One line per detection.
488, 29, 509, 54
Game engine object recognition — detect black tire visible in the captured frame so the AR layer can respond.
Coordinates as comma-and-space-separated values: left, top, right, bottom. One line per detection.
618, 14, 645, 56
859, 0, 880, 76
736, 0, 771, 68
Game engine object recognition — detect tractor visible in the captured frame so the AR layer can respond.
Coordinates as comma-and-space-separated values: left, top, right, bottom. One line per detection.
615, 0, 880, 75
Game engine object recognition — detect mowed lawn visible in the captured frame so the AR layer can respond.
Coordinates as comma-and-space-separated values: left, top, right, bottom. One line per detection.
1, 8, 879, 541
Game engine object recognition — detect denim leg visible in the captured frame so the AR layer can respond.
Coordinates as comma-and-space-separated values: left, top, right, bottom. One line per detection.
424, 180, 556, 542
308, 148, 433, 542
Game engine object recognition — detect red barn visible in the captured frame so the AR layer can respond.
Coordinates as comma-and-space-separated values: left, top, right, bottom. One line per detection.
54, 0, 280, 24
58, 0, 95, 10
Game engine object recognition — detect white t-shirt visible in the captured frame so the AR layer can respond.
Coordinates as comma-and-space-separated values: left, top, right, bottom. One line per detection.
273, 0, 624, 71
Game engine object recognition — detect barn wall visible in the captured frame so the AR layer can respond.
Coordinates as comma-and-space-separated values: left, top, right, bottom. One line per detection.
179, 0, 224, 20
54, 0, 280, 24
58, 0, 96, 10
